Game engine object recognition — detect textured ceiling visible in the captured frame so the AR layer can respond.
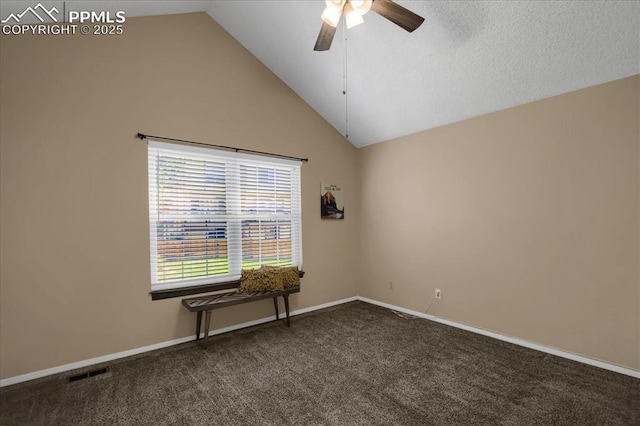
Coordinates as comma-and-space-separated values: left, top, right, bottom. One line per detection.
3, 1, 639, 147
207, 1, 640, 147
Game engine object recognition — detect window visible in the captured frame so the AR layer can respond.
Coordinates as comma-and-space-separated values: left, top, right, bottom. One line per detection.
148, 141, 302, 291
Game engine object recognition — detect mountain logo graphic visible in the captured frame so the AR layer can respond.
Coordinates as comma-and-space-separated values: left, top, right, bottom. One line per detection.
1, 3, 59, 24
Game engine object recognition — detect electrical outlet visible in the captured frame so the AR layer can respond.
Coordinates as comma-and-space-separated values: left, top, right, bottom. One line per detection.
389, 281, 394, 290
435, 288, 442, 299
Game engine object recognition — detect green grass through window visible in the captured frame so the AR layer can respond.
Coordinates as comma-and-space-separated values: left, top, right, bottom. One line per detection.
156, 258, 293, 282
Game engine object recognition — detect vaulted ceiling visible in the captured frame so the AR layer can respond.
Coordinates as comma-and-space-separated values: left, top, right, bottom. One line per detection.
3, 1, 639, 147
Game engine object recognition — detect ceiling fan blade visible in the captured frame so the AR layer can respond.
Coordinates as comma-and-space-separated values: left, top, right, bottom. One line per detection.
314, 22, 337, 51
371, 0, 424, 33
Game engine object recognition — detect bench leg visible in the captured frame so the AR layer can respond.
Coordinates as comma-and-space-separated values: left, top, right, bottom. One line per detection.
196, 311, 202, 340
203, 310, 212, 348
283, 295, 291, 327
273, 297, 279, 320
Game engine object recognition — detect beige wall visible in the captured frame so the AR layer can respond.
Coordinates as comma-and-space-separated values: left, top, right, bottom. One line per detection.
357, 75, 640, 370
0, 13, 359, 380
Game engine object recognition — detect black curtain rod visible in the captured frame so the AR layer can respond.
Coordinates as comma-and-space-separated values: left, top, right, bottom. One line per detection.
136, 133, 308, 162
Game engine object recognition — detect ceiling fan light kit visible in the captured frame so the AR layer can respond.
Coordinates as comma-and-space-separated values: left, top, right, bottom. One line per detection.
321, 2, 343, 27
351, 0, 373, 15
314, 0, 425, 51
344, 2, 365, 29
321, 0, 371, 29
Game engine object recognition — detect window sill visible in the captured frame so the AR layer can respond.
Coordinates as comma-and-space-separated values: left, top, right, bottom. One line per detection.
149, 270, 305, 300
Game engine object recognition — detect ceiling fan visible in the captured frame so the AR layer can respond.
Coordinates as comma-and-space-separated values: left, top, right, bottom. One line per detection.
314, 0, 425, 51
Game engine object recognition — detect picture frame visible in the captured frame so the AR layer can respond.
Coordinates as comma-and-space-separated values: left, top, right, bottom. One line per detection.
321, 183, 344, 219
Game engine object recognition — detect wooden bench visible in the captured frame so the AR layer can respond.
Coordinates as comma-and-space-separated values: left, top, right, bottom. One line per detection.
182, 286, 301, 347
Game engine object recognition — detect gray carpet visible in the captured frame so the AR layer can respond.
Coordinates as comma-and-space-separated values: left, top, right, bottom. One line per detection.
1, 301, 638, 425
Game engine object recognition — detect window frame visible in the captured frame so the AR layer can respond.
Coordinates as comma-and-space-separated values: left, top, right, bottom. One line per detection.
147, 140, 303, 299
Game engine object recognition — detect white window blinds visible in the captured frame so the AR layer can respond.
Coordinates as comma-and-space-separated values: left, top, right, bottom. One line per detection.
148, 141, 302, 291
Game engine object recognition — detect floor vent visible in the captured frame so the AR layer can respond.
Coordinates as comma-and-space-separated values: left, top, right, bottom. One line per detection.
68, 368, 109, 383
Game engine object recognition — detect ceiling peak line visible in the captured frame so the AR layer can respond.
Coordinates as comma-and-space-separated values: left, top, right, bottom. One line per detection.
343, 16, 349, 140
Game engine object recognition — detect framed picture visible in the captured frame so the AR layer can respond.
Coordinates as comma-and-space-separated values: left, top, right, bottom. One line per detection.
321, 183, 344, 219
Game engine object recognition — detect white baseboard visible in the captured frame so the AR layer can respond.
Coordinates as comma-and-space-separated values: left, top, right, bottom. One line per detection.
2, 294, 637, 386
0, 296, 358, 387
0, 335, 196, 388
357, 296, 640, 379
